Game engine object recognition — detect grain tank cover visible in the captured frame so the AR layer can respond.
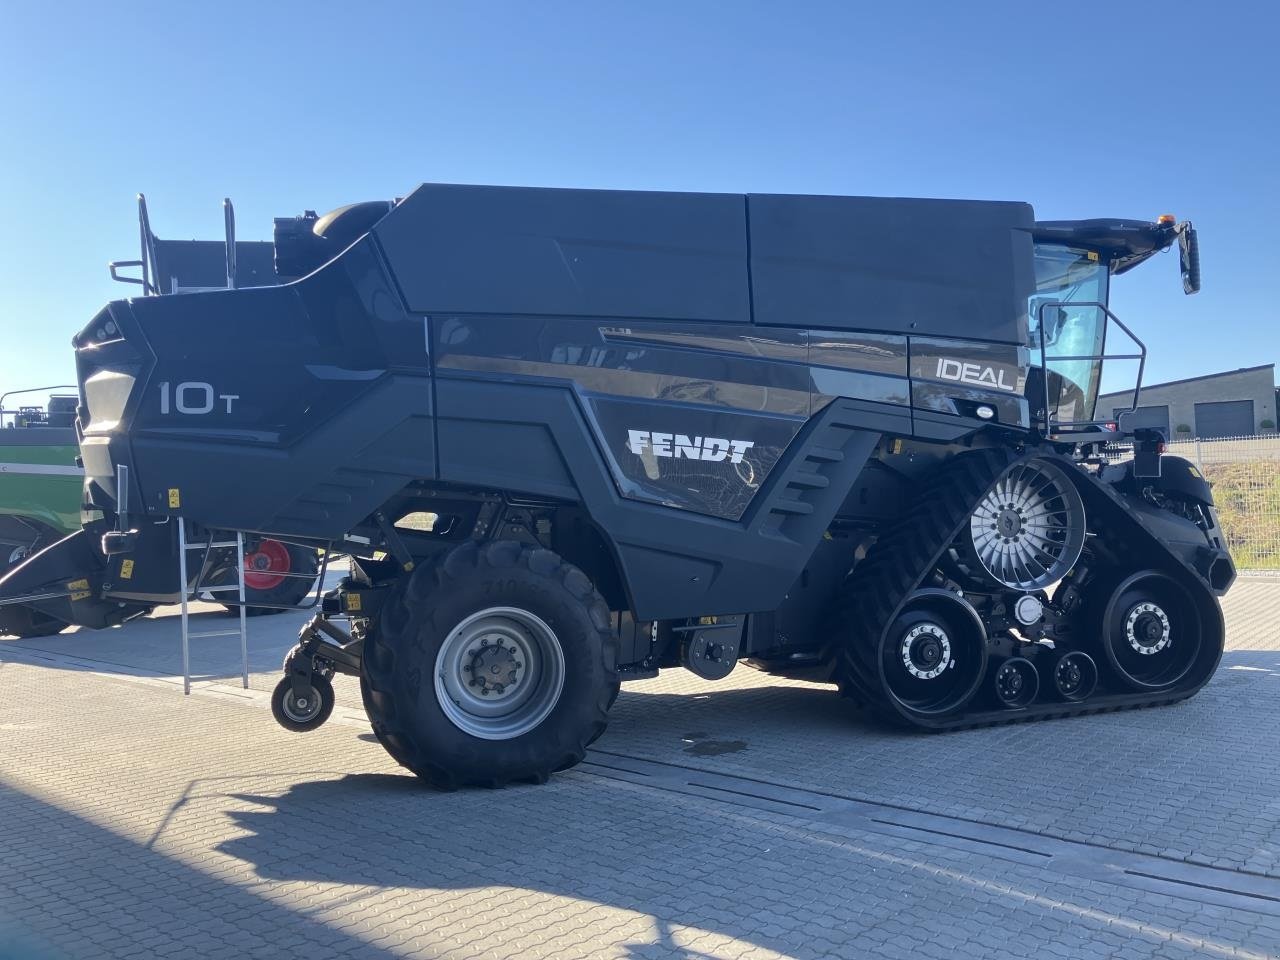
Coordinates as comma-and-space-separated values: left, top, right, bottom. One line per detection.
371, 183, 1035, 342
747, 194, 1036, 342
374, 183, 752, 324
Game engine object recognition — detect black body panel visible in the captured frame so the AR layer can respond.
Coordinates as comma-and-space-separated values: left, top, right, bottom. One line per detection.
77, 236, 436, 538
436, 377, 880, 619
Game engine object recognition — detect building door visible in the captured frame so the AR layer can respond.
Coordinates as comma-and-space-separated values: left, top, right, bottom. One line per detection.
1194, 400, 1254, 439
1115, 405, 1170, 436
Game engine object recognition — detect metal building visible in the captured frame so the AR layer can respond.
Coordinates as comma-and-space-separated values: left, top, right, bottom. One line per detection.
1099, 363, 1276, 439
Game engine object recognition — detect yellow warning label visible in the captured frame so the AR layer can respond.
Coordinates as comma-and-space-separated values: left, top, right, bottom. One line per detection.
120, 559, 135, 580
67, 578, 91, 602
345, 593, 363, 612
1086, 250, 1100, 262
1188, 466, 1202, 479
167, 488, 181, 508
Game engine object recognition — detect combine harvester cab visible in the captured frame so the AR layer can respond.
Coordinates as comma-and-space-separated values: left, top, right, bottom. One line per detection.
0, 184, 1235, 787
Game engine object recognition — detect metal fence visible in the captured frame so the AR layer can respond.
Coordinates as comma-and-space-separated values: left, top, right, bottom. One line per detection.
1108, 434, 1280, 573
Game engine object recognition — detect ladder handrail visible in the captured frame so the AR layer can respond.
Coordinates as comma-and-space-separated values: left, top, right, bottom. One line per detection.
223, 197, 237, 289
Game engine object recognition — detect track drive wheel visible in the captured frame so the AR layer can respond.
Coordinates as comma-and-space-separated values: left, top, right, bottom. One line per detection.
271, 673, 335, 732
360, 540, 619, 790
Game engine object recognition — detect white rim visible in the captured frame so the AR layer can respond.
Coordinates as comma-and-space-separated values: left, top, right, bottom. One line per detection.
970, 461, 1085, 590
434, 606, 566, 740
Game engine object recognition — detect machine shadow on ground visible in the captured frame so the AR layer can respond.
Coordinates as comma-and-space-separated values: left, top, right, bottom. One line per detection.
208, 754, 1279, 960
0, 781, 405, 960
214, 773, 823, 956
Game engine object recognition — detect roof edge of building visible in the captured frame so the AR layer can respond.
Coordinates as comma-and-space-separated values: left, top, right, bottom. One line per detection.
1098, 363, 1276, 400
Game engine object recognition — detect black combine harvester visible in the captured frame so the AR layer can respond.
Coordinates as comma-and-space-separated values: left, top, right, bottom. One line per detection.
0, 184, 1233, 788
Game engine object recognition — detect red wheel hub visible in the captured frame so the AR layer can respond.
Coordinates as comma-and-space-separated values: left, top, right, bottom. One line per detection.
244, 539, 291, 591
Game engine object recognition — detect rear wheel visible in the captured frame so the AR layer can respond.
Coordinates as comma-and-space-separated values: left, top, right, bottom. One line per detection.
360, 540, 619, 789
221, 540, 319, 616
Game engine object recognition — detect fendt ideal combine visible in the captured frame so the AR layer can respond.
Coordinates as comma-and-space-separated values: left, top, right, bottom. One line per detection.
0, 184, 1234, 788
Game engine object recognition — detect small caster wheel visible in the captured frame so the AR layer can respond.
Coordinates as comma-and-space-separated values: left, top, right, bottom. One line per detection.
271, 674, 335, 732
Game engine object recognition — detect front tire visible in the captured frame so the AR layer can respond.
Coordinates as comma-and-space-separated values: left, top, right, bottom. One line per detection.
360, 540, 619, 790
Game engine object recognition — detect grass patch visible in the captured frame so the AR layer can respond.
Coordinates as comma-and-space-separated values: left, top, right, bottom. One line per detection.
1202, 460, 1280, 570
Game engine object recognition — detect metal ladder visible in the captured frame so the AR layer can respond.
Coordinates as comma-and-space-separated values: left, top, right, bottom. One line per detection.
177, 520, 248, 695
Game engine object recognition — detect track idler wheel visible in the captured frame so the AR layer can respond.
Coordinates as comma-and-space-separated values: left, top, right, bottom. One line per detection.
1051, 651, 1097, 702
879, 589, 987, 720
992, 657, 1038, 708
1101, 571, 1202, 690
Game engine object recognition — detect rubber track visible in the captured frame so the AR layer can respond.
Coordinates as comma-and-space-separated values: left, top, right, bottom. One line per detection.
831, 447, 1222, 731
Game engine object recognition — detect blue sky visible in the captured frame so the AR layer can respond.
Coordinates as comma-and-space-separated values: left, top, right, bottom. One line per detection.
1, 0, 1275, 407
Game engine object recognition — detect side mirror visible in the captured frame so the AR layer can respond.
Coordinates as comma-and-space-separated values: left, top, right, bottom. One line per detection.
1036, 301, 1065, 347
1179, 224, 1201, 295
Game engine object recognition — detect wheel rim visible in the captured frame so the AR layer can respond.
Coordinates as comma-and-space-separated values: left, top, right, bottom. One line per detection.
1053, 651, 1097, 701
282, 685, 322, 723
969, 460, 1085, 590
244, 539, 292, 591
993, 657, 1038, 708
881, 595, 986, 717
1102, 572, 1200, 690
434, 606, 566, 740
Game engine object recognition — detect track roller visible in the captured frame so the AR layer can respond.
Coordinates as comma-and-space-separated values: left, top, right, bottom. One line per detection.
1051, 651, 1097, 702
879, 589, 987, 720
992, 657, 1038, 708
1101, 570, 1202, 691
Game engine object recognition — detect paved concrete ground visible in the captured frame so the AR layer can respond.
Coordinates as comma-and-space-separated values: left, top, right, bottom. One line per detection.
1, 577, 1278, 958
